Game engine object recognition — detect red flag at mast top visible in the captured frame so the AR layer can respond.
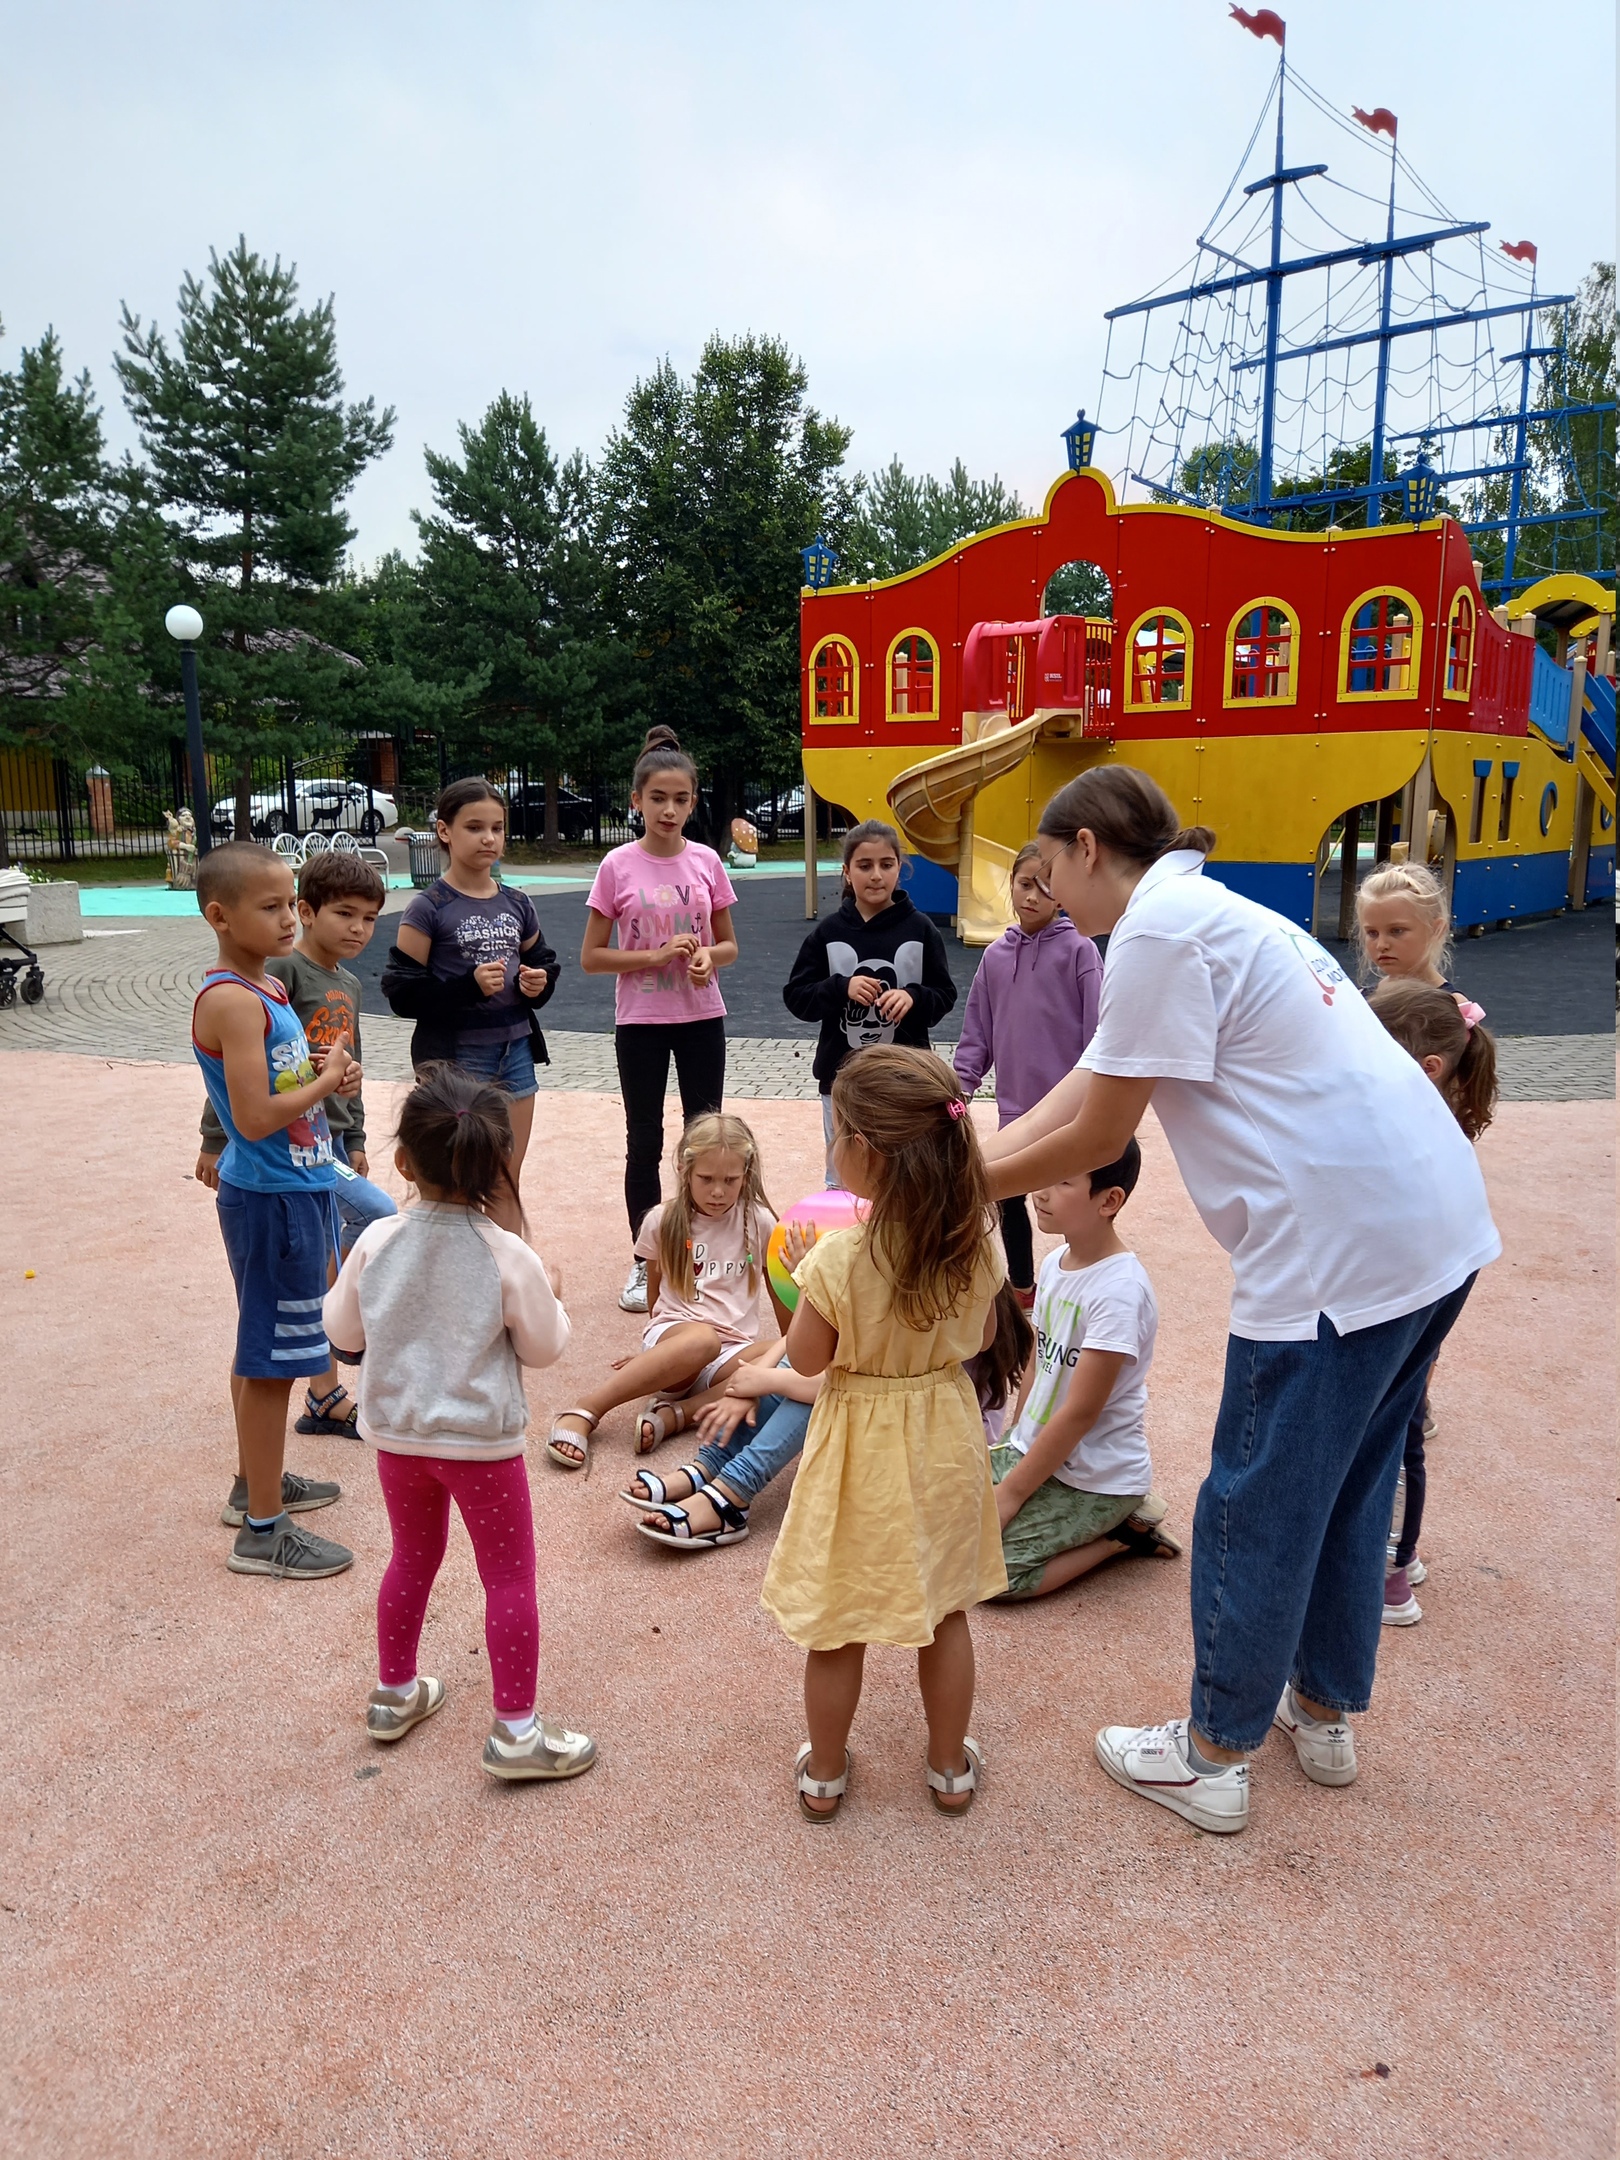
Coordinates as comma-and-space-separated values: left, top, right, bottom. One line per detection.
1230, 6, 1285, 46
1352, 105, 1398, 141
1501, 239, 1538, 267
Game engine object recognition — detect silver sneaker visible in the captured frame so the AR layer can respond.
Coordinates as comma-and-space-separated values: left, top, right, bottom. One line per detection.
221, 1469, 341, 1527
618, 1258, 648, 1313
366, 1677, 446, 1743
1272, 1686, 1358, 1786
227, 1516, 354, 1579
482, 1715, 598, 1783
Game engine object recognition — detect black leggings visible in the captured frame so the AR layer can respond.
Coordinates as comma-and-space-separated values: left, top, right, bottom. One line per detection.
1000, 1195, 1035, 1291
1394, 1382, 1430, 1570
615, 1018, 727, 1240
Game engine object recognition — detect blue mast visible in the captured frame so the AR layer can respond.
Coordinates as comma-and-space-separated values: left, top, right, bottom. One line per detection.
1255, 53, 1287, 517
1365, 127, 1399, 526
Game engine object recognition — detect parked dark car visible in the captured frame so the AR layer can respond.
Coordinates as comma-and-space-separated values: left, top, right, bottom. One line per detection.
503, 781, 598, 842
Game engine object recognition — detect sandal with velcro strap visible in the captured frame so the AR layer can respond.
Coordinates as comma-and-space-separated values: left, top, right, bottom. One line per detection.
618, 1462, 706, 1510
296, 1383, 361, 1438
635, 1483, 750, 1551
926, 1736, 984, 1815
795, 1741, 851, 1823
1112, 1511, 1183, 1560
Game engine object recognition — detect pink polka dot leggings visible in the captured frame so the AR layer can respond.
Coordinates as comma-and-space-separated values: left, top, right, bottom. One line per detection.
375, 1452, 539, 1720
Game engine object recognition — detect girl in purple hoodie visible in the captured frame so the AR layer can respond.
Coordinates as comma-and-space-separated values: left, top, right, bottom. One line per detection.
953, 844, 1103, 1306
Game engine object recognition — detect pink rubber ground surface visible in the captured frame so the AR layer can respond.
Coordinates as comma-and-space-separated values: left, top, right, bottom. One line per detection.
1, 1053, 1612, 2157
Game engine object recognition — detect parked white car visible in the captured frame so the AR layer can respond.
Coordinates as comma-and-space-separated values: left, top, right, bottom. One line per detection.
211, 778, 398, 841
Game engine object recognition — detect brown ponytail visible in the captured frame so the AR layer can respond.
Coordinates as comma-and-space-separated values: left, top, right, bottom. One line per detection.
1367, 977, 1498, 1141
1037, 765, 1215, 864
632, 725, 699, 795
395, 1063, 524, 1222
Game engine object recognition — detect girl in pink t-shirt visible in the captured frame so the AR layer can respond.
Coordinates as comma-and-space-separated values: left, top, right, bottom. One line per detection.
546, 1113, 785, 1473
581, 728, 740, 1315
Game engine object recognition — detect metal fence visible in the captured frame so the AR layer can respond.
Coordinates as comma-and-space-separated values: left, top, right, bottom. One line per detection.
0, 730, 817, 866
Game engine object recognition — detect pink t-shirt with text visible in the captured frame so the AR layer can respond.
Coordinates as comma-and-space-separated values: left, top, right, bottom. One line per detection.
586, 841, 738, 1025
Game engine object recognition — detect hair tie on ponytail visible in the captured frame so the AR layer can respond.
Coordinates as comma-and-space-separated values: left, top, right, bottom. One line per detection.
1456, 998, 1485, 1032
454, 1107, 470, 1120
946, 1098, 967, 1120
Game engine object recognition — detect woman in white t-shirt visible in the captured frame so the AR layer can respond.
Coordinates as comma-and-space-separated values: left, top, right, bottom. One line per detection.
984, 767, 1499, 1837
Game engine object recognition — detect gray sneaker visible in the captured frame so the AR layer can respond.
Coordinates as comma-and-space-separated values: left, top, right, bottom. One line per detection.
482, 1714, 598, 1783
366, 1677, 446, 1742
221, 1470, 341, 1527
227, 1516, 354, 1579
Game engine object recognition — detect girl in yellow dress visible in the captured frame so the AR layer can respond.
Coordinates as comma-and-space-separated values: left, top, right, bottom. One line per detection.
761, 1046, 1008, 1821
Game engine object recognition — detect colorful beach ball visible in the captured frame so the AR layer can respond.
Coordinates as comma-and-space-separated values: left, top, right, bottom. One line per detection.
766, 1188, 867, 1312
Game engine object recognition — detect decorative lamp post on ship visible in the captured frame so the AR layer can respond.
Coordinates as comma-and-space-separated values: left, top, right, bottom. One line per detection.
164, 605, 212, 858
1061, 409, 1098, 472
1402, 456, 1440, 524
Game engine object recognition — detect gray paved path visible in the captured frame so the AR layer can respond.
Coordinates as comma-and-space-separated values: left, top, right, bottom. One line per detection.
2, 915, 1612, 1100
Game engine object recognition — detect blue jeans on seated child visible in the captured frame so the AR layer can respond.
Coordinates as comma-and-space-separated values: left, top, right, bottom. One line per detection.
1189, 1277, 1475, 1753
692, 1391, 811, 1504
332, 1135, 397, 1255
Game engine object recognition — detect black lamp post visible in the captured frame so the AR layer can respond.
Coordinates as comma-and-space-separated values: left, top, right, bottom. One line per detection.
165, 605, 211, 856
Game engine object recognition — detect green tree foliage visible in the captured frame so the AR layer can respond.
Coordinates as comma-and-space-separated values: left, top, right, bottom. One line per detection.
596, 334, 850, 830
115, 238, 395, 833
836, 456, 1026, 581
411, 392, 614, 833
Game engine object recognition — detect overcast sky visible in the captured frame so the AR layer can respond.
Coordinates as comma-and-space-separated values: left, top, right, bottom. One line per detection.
3, 0, 1613, 562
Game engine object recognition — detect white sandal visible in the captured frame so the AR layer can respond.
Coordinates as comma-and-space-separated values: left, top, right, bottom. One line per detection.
795, 1740, 851, 1823
546, 1409, 597, 1473
617, 1462, 705, 1509
926, 1736, 984, 1815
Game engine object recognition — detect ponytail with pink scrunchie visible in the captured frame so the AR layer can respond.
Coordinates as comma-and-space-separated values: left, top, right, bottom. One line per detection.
1455, 996, 1486, 1032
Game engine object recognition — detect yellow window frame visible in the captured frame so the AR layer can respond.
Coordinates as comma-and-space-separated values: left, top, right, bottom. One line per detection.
885, 627, 938, 722
1223, 597, 1299, 709
1338, 585, 1424, 703
1123, 608, 1195, 711
808, 635, 859, 725
1442, 589, 1476, 702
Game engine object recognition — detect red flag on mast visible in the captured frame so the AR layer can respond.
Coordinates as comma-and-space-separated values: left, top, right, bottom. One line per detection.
1352, 106, 1398, 141
1229, 7, 1285, 46
1500, 240, 1538, 267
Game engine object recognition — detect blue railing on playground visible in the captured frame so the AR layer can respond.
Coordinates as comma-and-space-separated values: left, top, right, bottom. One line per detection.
1527, 644, 1574, 749
1581, 674, 1615, 772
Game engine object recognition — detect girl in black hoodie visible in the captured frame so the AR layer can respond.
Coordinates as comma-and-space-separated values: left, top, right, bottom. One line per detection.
782, 819, 957, 1181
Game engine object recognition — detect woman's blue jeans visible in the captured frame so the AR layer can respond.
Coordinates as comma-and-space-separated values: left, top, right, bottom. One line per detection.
1190, 1277, 1476, 1751
693, 1392, 811, 1504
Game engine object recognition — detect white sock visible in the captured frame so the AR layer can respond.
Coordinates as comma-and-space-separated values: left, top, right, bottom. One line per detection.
1288, 1687, 1328, 1728
500, 1712, 537, 1740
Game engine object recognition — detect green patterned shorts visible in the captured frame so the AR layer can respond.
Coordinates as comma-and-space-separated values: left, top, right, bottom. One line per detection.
989, 1443, 1143, 1598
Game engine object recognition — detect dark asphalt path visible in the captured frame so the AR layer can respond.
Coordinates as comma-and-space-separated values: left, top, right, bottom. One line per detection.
356, 870, 1614, 1040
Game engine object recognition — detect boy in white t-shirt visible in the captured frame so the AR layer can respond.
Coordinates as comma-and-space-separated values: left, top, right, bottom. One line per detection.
989, 1139, 1181, 1598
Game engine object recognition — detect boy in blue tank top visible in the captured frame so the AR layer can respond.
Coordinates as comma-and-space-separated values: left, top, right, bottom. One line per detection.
192, 844, 364, 1580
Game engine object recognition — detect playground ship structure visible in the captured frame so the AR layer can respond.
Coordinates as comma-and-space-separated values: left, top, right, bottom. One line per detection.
797, 24, 1615, 941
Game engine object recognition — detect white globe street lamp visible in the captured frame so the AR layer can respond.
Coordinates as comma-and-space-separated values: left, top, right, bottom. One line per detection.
165, 605, 211, 854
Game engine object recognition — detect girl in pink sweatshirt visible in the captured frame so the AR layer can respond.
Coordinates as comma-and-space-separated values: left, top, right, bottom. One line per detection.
323, 1064, 596, 1787
953, 844, 1103, 1304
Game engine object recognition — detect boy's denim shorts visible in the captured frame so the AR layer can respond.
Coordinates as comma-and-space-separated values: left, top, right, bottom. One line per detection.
216, 1181, 338, 1379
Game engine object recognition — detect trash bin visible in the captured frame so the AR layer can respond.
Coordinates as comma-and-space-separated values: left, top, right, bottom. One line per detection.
407, 832, 444, 888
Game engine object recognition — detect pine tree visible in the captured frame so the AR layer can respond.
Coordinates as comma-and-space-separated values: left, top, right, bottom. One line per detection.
837, 456, 1026, 581
412, 392, 614, 837
596, 335, 851, 834
115, 239, 394, 837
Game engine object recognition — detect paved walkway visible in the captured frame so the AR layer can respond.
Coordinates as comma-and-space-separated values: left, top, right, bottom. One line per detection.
4, 916, 1614, 1100
1, 1057, 1611, 2157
